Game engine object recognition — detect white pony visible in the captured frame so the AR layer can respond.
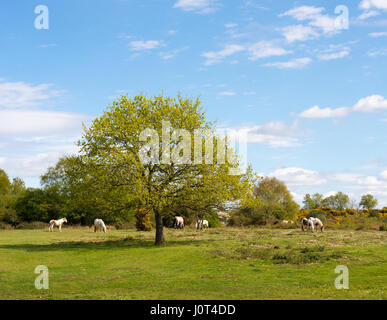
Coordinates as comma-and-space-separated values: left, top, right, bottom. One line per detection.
49, 218, 68, 232
195, 219, 209, 229
173, 216, 185, 229
301, 217, 324, 232
94, 218, 107, 233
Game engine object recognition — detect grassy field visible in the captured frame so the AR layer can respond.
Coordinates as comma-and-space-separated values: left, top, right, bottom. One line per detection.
0, 227, 385, 300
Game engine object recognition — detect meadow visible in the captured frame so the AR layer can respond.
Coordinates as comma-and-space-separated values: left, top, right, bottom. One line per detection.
0, 227, 385, 300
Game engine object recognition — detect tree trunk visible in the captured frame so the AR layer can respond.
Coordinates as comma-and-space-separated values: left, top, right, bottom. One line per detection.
155, 210, 165, 246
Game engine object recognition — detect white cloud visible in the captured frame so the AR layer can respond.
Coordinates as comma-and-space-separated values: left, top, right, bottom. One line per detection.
269, 167, 327, 186
280, 6, 325, 21
299, 105, 350, 118
369, 31, 387, 37
129, 40, 163, 51
300, 95, 387, 118
202, 41, 291, 65
247, 41, 291, 60
225, 121, 303, 148
0, 109, 92, 135
2, 152, 78, 177
360, 0, 387, 11
0, 79, 61, 108
359, 0, 387, 20
353, 94, 387, 112
173, 0, 219, 14
380, 169, 387, 179
167, 30, 178, 35
368, 48, 387, 56
202, 44, 245, 65
243, 91, 256, 95
262, 57, 312, 69
225, 23, 238, 28
281, 24, 319, 43
280, 6, 339, 35
358, 10, 380, 20
318, 50, 349, 60
160, 46, 189, 60
317, 44, 351, 60
218, 91, 236, 96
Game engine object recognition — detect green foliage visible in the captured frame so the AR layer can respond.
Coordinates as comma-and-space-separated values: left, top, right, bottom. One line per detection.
41, 156, 133, 225
302, 193, 324, 210
254, 177, 299, 220
135, 209, 152, 231
0, 194, 18, 223
10, 177, 26, 195
230, 177, 299, 226
0, 169, 11, 195
78, 94, 252, 244
204, 213, 221, 228
322, 192, 350, 210
0, 170, 26, 224
15, 188, 62, 222
360, 194, 378, 210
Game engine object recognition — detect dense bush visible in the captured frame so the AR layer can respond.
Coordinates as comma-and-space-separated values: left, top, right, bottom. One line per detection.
15, 188, 62, 222
204, 214, 221, 228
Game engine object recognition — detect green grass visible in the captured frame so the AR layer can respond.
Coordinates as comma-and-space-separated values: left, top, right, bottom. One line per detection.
0, 227, 385, 300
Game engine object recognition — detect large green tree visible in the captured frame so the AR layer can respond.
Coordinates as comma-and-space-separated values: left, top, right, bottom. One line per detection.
78, 94, 251, 245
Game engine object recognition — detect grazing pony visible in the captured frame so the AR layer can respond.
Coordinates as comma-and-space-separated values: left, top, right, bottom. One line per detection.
195, 219, 209, 229
48, 218, 68, 232
301, 217, 324, 232
173, 216, 185, 229
301, 218, 309, 232
308, 217, 324, 232
94, 218, 107, 233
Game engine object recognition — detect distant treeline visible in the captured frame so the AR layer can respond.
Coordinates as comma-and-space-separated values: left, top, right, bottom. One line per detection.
1, 165, 386, 230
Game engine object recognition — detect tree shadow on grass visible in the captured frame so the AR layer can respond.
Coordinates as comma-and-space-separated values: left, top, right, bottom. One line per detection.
0, 237, 209, 252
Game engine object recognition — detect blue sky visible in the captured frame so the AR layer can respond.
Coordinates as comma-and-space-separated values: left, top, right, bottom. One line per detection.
1, 0, 387, 206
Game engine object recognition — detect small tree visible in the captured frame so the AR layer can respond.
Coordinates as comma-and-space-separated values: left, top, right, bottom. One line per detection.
10, 177, 26, 195
359, 194, 378, 210
253, 177, 299, 222
303, 193, 325, 209
0, 169, 11, 195
322, 192, 350, 210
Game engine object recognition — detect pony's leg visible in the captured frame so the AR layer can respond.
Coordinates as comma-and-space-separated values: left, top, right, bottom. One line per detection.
59, 224, 62, 232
